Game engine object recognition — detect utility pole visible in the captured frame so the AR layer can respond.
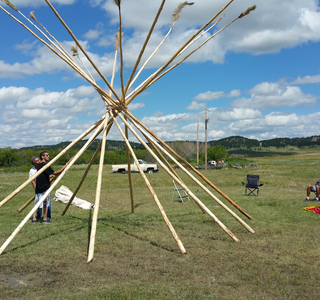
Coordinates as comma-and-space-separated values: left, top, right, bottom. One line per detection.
197, 120, 199, 166
205, 108, 209, 170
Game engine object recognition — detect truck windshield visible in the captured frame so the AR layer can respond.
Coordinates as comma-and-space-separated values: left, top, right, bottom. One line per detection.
139, 160, 147, 164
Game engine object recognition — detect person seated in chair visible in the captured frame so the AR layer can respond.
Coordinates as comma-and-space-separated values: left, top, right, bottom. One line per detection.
305, 179, 320, 202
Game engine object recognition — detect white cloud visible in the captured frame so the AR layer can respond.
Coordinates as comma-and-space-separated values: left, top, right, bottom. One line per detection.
83, 29, 103, 41
128, 102, 145, 110
211, 108, 262, 122
194, 89, 241, 101
0, 40, 115, 80
227, 111, 320, 140
1, 0, 319, 79
47, 117, 73, 127
4, 0, 75, 7
231, 82, 317, 110
289, 74, 320, 85
0, 86, 45, 104
152, 111, 164, 117
21, 108, 55, 119
100, 0, 320, 64
208, 129, 225, 139
0, 85, 108, 147
186, 101, 206, 111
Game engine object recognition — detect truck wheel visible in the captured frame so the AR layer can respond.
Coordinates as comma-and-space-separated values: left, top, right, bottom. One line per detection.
147, 169, 154, 174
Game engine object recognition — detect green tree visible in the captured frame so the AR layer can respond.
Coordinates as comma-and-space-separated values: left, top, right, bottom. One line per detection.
0, 148, 22, 167
207, 145, 229, 161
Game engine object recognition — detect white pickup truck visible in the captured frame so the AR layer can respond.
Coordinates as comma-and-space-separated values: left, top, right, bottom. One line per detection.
112, 159, 159, 174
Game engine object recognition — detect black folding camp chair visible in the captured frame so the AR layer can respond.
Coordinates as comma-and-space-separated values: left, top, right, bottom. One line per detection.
242, 175, 263, 196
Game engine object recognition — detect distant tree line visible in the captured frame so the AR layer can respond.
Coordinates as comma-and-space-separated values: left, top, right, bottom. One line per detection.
0, 147, 152, 171
2, 135, 320, 171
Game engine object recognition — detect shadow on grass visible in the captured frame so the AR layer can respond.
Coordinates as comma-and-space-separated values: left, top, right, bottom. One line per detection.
2, 224, 85, 255
87, 209, 92, 256
66, 212, 177, 254
98, 217, 177, 253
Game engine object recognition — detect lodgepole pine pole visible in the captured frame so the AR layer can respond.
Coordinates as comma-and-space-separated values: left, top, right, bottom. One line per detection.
18, 175, 57, 213
0, 186, 55, 255
111, 112, 187, 253
127, 111, 253, 220
45, 0, 121, 103
62, 118, 114, 216
87, 112, 110, 263
113, 1, 125, 102
124, 0, 235, 104
126, 5, 256, 105
2, 3, 118, 108
127, 1, 194, 91
139, 127, 206, 214
124, 0, 166, 95
146, 11, 253, 91
17, 195, 35, 214
0, 123, 104, 255
0, 115, 105, 208
124, 118, 135, 213
61, 140, 102, 216
133, 121, 254, 233
0, 5, 96, 88
116, 110, 239, 242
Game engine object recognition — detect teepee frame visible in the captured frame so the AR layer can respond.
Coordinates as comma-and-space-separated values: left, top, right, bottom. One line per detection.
0, 0, 256, 262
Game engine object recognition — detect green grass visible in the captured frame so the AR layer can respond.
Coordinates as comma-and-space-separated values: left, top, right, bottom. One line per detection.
1, 153, 320, 299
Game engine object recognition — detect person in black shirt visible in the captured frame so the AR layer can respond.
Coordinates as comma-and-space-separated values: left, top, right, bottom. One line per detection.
32, 151, 68, 223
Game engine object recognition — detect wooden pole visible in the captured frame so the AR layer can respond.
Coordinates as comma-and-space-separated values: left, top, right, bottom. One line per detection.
87, 112, 110, 263
111, 111, 187, 253
0, 6, 99, 91
61, 143, 101, 216
124, 0, 235, 104
125, 0, 166, 93
0, 186, 53, 255
116, 110, 239, 242
205, 108, 208, 170
125, 13, 244, 106
61, 115, 112, 217
142, 134, 182, 182
18, 175, 56, 213
140, 130, 206, 214
135, 123, 254, 233
124, 119, 135, 213
17, 195, 34, 214
126, 110, 254, 220
0, 117, 109, 255
45, 0, 121, 103
0, 115, 105, 208
197, 120, 199, 166
136, 14, 247, 97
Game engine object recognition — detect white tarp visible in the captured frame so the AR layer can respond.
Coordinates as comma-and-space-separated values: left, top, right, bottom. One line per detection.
54, 185, 94, 210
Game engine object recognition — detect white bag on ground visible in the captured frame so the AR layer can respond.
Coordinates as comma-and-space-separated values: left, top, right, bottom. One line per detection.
54, 185, 94, 210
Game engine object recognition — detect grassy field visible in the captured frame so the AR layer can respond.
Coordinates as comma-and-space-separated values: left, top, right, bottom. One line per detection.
1, 150, 320, 299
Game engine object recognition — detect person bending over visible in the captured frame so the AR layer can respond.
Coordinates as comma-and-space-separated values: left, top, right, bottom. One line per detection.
305, 180, 320, 202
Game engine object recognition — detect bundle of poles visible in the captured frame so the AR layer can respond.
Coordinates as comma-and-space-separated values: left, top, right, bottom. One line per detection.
0, 0, 256, 263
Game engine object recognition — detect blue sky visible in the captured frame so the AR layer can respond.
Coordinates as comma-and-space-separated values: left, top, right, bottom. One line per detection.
0, 0, 320, 148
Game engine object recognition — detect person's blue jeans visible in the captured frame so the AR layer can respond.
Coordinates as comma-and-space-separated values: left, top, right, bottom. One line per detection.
35, 192, 51, 220
47, 202, 51, 219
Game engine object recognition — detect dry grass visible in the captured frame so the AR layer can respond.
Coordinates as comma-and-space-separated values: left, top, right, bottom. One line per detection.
1, 152, 320, 299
